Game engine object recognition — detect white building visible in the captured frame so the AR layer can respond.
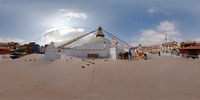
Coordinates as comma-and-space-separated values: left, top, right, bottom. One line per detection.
161, 41, 178, 53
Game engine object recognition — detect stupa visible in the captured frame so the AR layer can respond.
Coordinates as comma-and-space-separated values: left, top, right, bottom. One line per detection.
45, 42, 61, 61
65, 26, 124, 59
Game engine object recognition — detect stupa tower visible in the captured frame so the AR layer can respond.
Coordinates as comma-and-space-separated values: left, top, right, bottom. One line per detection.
96, 26, 105, 37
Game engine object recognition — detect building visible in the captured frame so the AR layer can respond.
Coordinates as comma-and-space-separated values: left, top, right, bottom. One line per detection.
161, 41, 178, 53
27, 42, 38, 53
151, 45, 161, 54
9, 42, 19, 53
0, 42, 21, 54
0, 43, 10, 54
63, 27, 125, 59
143, 45, 161, 54
180, 42, 200, 59
20, 42, 40, 53
180, 41, 195, 49
38, 46, 46, 54
141, 41, 178, 56
20, 44, 28, 52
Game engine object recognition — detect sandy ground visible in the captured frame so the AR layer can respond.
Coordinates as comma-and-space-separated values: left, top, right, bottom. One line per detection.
0, 54, 200, 100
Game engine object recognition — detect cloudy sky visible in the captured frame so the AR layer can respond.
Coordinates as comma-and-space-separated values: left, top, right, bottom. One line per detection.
0, 0, 200, 46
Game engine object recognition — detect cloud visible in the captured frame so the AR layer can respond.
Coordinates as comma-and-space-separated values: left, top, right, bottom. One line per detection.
147, 7, 170, 15
157, 21, 180, 35
40, 9, 87, 27
131, 20, 182, 46
58, 9, 87, 19
37, 26, 94, 47
37, 9, 90, 47
0, 37, 25, 44
157, 21, 176, 32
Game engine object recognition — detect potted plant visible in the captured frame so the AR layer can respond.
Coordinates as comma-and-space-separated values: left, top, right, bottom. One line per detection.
122, 52, 128, 59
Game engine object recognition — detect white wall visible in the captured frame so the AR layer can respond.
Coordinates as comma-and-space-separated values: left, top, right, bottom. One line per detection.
110, 48, 123, 59
74, 44, 111, 49
66, 48, 110, 58
45, 52, 61, 61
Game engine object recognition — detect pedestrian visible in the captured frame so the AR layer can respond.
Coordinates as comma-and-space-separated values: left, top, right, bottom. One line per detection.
128, 50, 131, 61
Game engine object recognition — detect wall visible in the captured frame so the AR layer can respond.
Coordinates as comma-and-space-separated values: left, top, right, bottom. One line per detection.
180, 50, 190, 54
180, 50, 200, 54
110, 48, 123, 59
65, 48, 110, 58
0, 50, 10, 54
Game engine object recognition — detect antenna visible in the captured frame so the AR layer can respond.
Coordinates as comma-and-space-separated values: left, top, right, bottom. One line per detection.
165, 34, 167, 43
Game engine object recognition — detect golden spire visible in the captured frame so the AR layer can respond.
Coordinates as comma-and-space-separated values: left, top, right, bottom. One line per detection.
96, 26, 105, 37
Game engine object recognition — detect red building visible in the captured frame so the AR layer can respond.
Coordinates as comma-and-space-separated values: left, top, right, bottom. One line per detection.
27, 42, 36, 53
180, 42, 200, 59
25, 42, 39, 53
0, 43, 10, 54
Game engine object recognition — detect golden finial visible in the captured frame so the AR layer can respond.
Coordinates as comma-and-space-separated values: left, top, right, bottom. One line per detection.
96, 26, 104, 37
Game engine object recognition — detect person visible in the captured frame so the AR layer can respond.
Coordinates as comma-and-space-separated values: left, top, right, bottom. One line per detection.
128, 50, 131, 61
143, 53, 147, 60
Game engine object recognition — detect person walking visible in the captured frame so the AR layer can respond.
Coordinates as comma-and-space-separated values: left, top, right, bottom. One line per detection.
128, 50, 131, 61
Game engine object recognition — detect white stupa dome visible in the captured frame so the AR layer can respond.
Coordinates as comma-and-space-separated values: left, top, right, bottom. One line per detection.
88, 37, 111, 45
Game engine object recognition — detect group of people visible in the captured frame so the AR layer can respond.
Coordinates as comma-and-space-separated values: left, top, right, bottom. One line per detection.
127, 50, 149, 61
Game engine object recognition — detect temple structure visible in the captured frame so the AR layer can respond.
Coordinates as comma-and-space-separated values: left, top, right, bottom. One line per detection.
45, 42, 61, 61
63, 27, 125, 59
180, 41, 196, 49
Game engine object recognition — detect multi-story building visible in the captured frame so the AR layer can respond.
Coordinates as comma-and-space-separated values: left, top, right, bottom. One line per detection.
161, 41, 178, 53
9, 42, 20, 53
38, 46, 46, 54
151, 45, 161, 53
20, 44, 28, 52
27, 42, 37, 53
21, 42, 40, 53
141, 41, 178, 55
143, 46, 151, 53
0, 42, 21, 54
